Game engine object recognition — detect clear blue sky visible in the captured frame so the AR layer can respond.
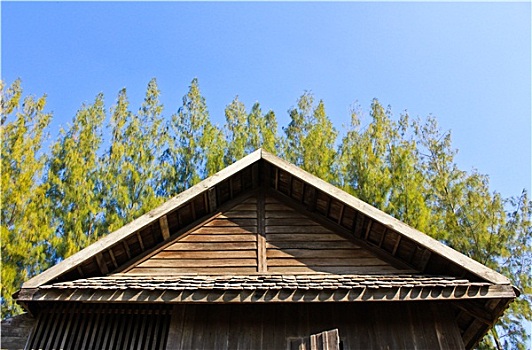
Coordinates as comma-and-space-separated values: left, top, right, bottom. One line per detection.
2, 1, 530, 199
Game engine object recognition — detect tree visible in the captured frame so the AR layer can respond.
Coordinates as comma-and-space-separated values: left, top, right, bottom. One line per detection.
46, 93, 106, 259
283, 92, 337, 182
162, 78, 225, 196
101, 79, 167, 233
224, 98, 281, 163
1, 80, 53, 317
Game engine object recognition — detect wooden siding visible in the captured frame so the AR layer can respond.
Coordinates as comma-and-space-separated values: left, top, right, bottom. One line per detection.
127, 197, 259, 275
265, 196, 402, 274
25, 304, 171, 350
165, 302, 465, 350
126, 194, 403, 275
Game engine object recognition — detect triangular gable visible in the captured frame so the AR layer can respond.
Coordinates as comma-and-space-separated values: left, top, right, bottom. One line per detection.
21, 149, 511, 289
123, 194, 407, 276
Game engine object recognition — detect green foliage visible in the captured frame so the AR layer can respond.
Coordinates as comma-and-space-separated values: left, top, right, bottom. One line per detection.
1, 80, 53, 317
101, 79, 167, 232
1, 79, 529, 348
283, 92, 337, 183
163, 78, 226, 196
224, 98, 281, 164
46, 93, 106, 258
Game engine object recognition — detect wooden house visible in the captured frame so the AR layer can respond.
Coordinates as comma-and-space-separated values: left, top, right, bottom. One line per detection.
12, 149, 518, 349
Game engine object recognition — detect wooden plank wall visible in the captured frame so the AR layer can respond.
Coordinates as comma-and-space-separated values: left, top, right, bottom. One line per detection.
265, 196, 400, 274
127, 197, 259, 275
165, 302, 465, 350
24, 304, 171, 350
126, 193, 403, 275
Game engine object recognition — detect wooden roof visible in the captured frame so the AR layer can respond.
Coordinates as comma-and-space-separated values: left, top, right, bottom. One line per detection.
16, 149, 518, 349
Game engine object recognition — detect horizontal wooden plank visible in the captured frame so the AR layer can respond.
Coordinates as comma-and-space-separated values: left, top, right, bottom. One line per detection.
219, 212, 257, 219
264, 211, 307, 219
267, 241, 360, 250
166, 242, 257, 251
241, 197, 257, 204
180, 234, 257, 243
265, 226, 332, 234
265, 203, 295, 211
138, 258, 258, 268
126, 267, 258, 274
193, 226, 258, 234
267, 265, 401, 274
267, 248, 373, 259
267, 257, 390, 267
229, 203, 257, 211
204, 219, 257, 227
155, 250, 257, 259
266, 234, 348, 242
265, 218, 320, 226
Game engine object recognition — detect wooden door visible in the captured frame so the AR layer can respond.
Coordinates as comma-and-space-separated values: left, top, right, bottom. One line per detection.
290, 329, 340, 350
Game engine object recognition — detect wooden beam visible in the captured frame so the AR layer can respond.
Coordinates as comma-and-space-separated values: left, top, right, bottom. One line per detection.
136, 232, 145, 251
122, 241, 131, 259
364, 221, 373, 241
207, 187, 217, 213
26, 284, 516, 304
392, 234, 402, 256
257, 190, 267, 273
454, 301, 494, 326
108, 249, 119, 270
159, 215, 170, 240
94, 253, 109, 275
76, 266, 85, 278
378, 228, 387, 248
337, 203, 345, 225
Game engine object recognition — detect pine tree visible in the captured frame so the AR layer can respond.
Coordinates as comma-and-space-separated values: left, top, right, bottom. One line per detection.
101, 79, 167, 233
283, 92, 337, 182
46, 93, 106, 258
1, 80, 54, 317
163, 78, 225, 196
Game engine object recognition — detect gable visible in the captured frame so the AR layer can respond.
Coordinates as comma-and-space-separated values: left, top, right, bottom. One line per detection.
124, 193, 408, 276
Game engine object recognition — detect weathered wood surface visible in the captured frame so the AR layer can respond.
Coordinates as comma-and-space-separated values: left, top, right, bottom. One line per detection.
0, 313, 36, 350
125, 193, 403, 276
24, 304, 171, 350
264, 196, 400, 274
261, 150, 511, 284
164, 302, 465, 350
126, 198, 259, 275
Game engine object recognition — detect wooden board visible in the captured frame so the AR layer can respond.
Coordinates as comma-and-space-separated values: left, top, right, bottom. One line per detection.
164, 302, 465, 350
122, 192, 405, 275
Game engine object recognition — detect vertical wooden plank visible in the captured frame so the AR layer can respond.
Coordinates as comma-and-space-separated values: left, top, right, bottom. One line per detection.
135, 311, 149, 350
123, 241, 132, 259
77, 266, 85, 277
378, 228, 387, 247
208, 187, 218, 213
392, 234, 402, 256
42, 307, 60, 350
99, 309, 116, 350
108, 248, 119, 269
87, 308, 104, 350
364, 220, 373, 240
159, 215, 171, 240
257, 190, 267, 273
95, 253, 109, 275
252, 161, 259, 188
136, 232, 145, 251
166, 304, 186, 350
